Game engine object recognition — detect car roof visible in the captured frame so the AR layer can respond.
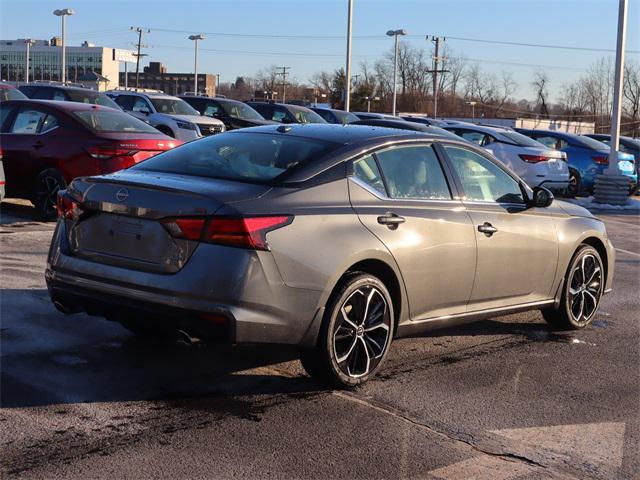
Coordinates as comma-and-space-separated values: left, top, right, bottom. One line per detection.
0, 83, 17, 89
1, 99, 121, 112
445, 123, 511, 134
233, 123, 454, 145
23, 84, 102, 93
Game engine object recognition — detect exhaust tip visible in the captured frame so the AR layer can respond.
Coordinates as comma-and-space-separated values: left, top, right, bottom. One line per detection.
53, 300, 80, 315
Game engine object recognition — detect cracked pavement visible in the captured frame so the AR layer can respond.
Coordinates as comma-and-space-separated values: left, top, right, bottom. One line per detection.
1, 200, 638, 479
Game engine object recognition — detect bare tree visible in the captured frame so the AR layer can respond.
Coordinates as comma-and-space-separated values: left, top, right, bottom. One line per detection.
531, 72, 550, 117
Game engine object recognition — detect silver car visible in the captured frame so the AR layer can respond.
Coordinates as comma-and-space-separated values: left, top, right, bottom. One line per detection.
47, 125, 615, 387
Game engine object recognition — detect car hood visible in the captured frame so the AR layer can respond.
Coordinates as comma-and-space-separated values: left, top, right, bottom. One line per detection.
554, 199, 595, 219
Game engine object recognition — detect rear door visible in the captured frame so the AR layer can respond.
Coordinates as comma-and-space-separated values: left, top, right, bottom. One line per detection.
349, 143, 477, 320
441, 144, 558, 311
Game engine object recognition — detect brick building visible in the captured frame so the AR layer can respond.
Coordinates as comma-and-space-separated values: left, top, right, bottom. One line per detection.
119, 62, 216, 97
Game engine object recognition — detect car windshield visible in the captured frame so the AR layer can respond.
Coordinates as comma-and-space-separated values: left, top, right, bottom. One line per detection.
73, 109, 161, 133
500, 130, 547, 147
287, 106, 326, 124
0, 87, 28, 101
222, 102, 264, 121
332, 110, 360, 124
133, 132, 338, 183
429, 126, 463, 139
66, 90, 120, 109
150, 98, 199, 115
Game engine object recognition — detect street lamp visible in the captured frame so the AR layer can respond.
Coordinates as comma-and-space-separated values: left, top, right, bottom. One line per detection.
365, 95, 380, 113
344, 0, 354, 111
24, 39, 35, 84
386, 28, 406, 116
53, 8, 75, 84
465, 101, 477, 120
188, 34, 205, 95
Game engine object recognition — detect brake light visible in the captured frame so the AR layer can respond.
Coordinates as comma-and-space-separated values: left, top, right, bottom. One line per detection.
161, 215, 293, 250
86, 145, 138, 160
592, 155, 609, 165
56, 191, 84, 220
519, 154, 550, 163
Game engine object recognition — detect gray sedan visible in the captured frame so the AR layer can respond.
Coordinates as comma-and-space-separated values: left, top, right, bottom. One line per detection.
47, 124, 615, 387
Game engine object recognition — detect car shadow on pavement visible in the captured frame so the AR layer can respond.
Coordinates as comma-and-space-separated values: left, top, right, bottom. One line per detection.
0, 289, 326, 409
1, 200, 45, 224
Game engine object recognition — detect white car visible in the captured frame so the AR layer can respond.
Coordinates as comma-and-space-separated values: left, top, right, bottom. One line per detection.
443, 123, 569, 191
107, 91, 225, 142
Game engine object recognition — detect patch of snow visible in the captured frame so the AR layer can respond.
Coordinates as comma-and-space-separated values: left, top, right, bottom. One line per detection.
566, 195, 640, 211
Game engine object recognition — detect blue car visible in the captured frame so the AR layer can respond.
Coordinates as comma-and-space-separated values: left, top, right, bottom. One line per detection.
517, 129, 637, 196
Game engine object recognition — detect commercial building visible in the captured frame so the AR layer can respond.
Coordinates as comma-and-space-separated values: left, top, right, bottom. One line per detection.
119, 62, 217, 97
0, 38, 133, 90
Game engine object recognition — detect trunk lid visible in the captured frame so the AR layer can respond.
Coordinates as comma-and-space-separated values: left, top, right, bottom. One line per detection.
63, 170, 271, 272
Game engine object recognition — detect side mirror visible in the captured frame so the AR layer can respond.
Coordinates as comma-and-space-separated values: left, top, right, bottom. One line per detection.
531, 186, 554, 208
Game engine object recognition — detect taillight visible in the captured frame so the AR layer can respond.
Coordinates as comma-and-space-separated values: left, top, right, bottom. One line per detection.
592, 155, 609, 165
86, 145, 138, 160
161, 215, 293, 250
56, 191, 84, 220
519, 154, 550, 163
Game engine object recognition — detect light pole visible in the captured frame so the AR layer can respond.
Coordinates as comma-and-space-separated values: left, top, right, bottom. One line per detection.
189, 34, 204, 95
594, 0, 630, 206
386, 29, 406, 116
344, 0, 354, 111
465, 101, 476, 120
24, 39, 35, 84
53, 8, 75, 84
365, 95, 380, 113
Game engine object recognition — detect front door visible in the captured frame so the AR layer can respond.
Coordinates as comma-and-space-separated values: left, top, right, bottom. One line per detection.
349, 143, 477, 320
442, 145, 558, 311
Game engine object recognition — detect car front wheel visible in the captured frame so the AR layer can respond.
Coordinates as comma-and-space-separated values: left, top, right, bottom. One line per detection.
300, 272, 395, 388
542, 245, 604, 330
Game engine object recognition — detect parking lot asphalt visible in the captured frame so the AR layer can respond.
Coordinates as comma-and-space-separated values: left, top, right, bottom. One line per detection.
1, 199, 638, 480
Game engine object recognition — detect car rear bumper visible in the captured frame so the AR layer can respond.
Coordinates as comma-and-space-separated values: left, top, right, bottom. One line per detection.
46, 221, 322, 345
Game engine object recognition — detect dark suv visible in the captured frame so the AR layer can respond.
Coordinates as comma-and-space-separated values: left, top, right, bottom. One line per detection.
245, 101, 326, 124
179, 96, 276, 130
19, 84, 121, 109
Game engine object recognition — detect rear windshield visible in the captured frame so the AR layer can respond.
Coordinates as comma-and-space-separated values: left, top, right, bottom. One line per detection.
332, 110, 360, 124
73, 110, 161, 133
66, 90, 120, 109
575, 135, 610, 150
222, 102, 264, 121
132, 132, 338, 183
0, 87, 28, 101
500, 131, 546, 147
287, 106, 326, 124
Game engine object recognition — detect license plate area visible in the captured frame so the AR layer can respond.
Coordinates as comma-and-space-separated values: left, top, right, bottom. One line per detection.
68, 212, 194, 273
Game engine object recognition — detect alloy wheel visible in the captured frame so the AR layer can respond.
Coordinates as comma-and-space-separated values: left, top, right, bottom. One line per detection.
333, 286, 391, 378
567, 253, 602, 325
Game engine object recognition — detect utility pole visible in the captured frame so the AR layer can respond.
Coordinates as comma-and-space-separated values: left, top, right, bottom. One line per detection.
344, 0, 353, 111
594, 0, 629, 206
189, 34, 205, 94
426, 36, 448, 118
386, 29, 407, 116
278, 66, 290, 103
53, 9, 75, 84
24, 39, 35, 84
131, 27, 149, 90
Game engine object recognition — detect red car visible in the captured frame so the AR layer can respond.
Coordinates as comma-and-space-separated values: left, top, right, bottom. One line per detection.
0, 100, 181, 219
0, 83, 28, 102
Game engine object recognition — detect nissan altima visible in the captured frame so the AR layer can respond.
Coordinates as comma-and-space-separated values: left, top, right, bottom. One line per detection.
46, 124, 615, 387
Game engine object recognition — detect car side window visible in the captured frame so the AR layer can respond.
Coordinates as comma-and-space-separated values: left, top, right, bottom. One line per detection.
0, 105, 14, 131
10, 108, 48, 134
272, 108, 288, 122
40, 114, 59, 134
113, 95, 134, 110
203, 102, 221, 117
52, 89, 67, 101
353, 154, 386, 196
375, 145, 452, 200
457, 130, 487, 146
30, 88, 51, 100
132, 97, 151, 113
315, 110, 334, 123
444, 146, 524, 204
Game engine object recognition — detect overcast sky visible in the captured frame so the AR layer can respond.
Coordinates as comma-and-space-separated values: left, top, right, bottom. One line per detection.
1, 0, 639, 100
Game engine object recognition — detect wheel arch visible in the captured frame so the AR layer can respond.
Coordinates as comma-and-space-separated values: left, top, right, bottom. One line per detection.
581, 236, 609, 286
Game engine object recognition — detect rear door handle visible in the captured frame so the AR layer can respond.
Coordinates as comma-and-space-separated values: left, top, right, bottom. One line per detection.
477, 222, 498, 237
32, 141, 45, 149
377, 213, 405, 230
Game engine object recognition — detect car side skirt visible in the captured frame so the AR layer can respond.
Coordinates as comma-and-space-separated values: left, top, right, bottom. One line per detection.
396, 299, 555, 337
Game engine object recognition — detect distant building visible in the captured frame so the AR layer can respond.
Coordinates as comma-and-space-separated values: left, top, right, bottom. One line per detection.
0, 38, 132, 90
119, 62, 217, 97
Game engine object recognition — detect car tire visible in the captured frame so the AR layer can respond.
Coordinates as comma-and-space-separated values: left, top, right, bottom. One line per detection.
32, 168, 66, 221
300, 272, 395, 388
565, 169, 581, 198
542, 245, 604, 330
156, 125, 175, 138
